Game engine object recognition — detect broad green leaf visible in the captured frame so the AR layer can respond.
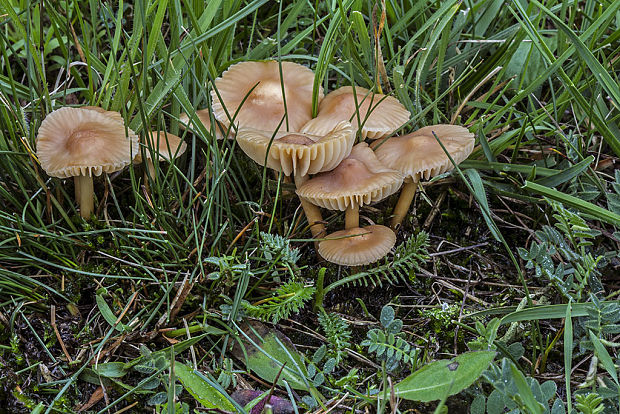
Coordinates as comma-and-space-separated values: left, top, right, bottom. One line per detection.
92, 362, 128, 378
232, 322, 310, 390
509, 363, 545, 414
174, 363, 235, 410
95, 295, 130, 332
394, 351, 495, 402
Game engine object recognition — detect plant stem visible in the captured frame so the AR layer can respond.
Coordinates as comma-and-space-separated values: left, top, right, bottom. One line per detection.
75, 175, 94, 219
145, 158, 156, 182
390, 179, 419, 230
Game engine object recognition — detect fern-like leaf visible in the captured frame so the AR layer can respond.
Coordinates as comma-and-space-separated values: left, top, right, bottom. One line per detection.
318, 310, 351, 363
244, 280, 314, 323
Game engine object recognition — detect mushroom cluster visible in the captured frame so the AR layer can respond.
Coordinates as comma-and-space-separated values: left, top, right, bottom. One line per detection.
36, 107, 187, 218
208, 60, 476, 267
35, 60, 476, 268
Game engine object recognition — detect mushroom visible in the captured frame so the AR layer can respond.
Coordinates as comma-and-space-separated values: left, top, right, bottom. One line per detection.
296, 142, 402, 265
36, 107, 138, 218
301, 86, 410, 140
179, 109, 234, 140
211, 61, 321, 132
134, 130, 187, 181
236, 121, 354, 240
296, 142, 403, 229
318, 225, 396, 266
372, 124, 475, 230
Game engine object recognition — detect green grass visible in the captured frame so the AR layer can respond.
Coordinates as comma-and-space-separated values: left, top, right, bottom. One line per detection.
0, 0, 619, 412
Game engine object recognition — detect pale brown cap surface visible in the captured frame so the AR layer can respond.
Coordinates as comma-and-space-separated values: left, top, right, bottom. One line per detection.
82, 106, 124, 124
36, 107, 138, 178
318, 225, 396, 266
373, 124, 474, 181
179, 109, 233, 140
134, 131, 187, 163
236, 121, 354, 177
211, 61, 321, 132
301, 86, 410, 140
296, 142, 403, 210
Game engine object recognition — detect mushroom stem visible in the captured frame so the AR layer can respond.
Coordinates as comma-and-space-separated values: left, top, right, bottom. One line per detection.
345, 206, 359, 230
75, 175, 94, 219
294, 174, 326, 240
390, 179, 419, 230
145, 158, 157, 182
74, 176, 81, 201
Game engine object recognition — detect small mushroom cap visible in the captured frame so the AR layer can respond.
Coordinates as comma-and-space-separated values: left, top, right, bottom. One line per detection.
296, 142, 403, 211
211, 61, 322, 132
134, 131, 187, 163
373, 124, 475, 181
301, 86, 410, 140
319, 225, 396, 266
179, 109, 234, 140
81, 106, 124, 124
236, 121, 354, 177
36, 107, 138, 178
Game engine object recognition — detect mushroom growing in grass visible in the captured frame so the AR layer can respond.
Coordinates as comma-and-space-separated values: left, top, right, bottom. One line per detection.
301, 86, 410, 140
296, 142, 403, 266
134, 130, 187, 181
372, 124, 475, 230
212, 60, 322, 132
36, 107, 138, 218
236, 121, 354, 240
179, 109, 234, 140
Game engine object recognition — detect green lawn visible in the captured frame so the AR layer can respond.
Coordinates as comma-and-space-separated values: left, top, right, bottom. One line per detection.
0, 0, 619, 412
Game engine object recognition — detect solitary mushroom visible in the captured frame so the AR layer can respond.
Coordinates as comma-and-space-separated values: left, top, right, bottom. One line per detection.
134, 130, 187, 181
372, 124, 475, 230
296, 142, 402, 265
236, 121, 354, 240
301, 86, 410, 140
212, 61, 321, 132
36, 107, 138, 218
179, 109, 233, 140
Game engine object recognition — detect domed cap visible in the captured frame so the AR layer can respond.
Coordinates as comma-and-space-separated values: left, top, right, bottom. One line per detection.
301, 86, 410, 140
211, 61, 321, 132
81, 106, 124, 124
236, 121, 354, 177
36, 107, 138, 178
373, 124, 474, 181
134, 131, 187, 163
296, 142, 403, 211
179, 109, 233, 140
319, 225, 396, 266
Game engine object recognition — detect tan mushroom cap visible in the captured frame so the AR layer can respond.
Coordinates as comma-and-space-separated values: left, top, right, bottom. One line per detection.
236, 121, 354, 177
296, 142, 403, 211
301, 86, 410, 140
211, 60, 322, 132
373, 124, 475, 181
82, 106, 124, 124
318, 225, 396, 266
179, 109, 233, 140
36, 107, 138, 178
134, 131, 187, 163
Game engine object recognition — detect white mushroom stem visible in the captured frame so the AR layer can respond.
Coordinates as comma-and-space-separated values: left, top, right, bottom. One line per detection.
75, 175, 94, 219
345, 206, 359, 230
294, 174, 326, 240
391, 179, 419, 230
